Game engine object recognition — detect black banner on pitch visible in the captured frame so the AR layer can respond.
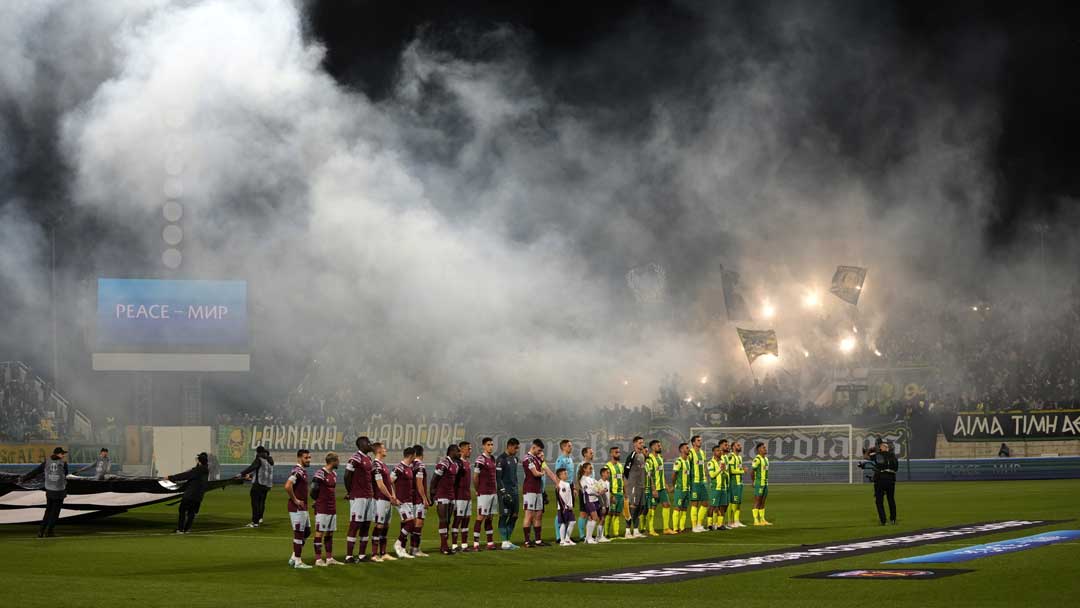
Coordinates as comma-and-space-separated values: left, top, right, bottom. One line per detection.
943, 410, 1080, 442
793, 569, 973, 580
532, 520, 1062, 584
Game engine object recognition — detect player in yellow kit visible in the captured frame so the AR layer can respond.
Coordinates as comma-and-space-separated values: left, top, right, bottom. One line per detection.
751, 442, 771, 525
670, 443, 691, 533
725, 441, 746, 527
706, 441, 730, 530
687, 435, 708, 533
644, 440, 674, 535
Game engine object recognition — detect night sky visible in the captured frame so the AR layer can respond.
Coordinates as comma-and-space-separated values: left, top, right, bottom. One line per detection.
307, 0, 1080, 248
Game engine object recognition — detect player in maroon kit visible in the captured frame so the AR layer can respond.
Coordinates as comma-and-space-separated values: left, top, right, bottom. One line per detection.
285, 449, 312, 569
522, 439, 559, 547
371, 442, 402, 562
453, 440, 473, 552
390, 446, 417, 559
429, 444, 461, 555
311, 452, 344, 566
344, 436, 375, 563
409, 444, 430, 557
472, 437, 499, 551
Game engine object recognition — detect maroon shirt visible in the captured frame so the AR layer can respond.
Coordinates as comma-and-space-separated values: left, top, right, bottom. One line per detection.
346, 450, 374, 499
313, 467, 336, 514
410, 458, 426, 504
474, 453, 497, 495
372, 459, 393, 501
431, 456, 459, 500
522, 452, 544, 494
454, 457, 471, 500
287, 464, 308, 512
391, 461, 414, 502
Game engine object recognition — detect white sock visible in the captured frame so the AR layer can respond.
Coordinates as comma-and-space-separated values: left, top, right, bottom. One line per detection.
586, 519, 596, 540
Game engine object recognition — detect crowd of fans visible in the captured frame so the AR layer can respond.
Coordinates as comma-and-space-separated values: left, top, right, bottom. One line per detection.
0, 363, 63, 442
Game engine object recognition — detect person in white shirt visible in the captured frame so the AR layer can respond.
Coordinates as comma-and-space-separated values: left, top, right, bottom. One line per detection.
577, 462, 608, 544
594, 466, 612, 542
555, 468, 576, 546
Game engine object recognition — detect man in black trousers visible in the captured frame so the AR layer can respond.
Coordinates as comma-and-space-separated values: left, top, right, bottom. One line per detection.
164, 453, 210, 533
20, 446, 69, 537
238, 445, 274, 527
870, 440, 899, 525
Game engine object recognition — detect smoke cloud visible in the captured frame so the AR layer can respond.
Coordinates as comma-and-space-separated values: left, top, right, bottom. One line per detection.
1, 0, 1076, 418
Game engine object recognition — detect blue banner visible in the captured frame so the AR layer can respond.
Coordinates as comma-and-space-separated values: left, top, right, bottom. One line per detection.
885, 530, 1080, 563
96, 278, 248, 350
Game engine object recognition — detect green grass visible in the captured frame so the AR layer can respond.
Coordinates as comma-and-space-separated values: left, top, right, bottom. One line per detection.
4, 481, 1079, 607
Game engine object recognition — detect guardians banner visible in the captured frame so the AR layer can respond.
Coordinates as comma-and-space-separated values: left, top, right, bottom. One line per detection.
942, 410, 1080, 442
691, 423, 911, 460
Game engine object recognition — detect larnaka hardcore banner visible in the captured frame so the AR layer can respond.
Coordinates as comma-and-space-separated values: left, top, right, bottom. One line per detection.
943, 410, 1080, 442
533, 520, 1062, 584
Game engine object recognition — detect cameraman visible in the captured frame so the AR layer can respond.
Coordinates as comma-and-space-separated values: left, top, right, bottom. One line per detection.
864, 440, 898, 525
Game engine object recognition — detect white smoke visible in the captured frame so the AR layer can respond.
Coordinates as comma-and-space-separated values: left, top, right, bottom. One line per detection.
0, 0, 1073, 415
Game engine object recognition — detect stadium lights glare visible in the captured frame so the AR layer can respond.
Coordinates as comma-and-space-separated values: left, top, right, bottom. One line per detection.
874, 349, 883, 357
684, 395, 694, 403
972, 305, 979, 312
852, 325, 858, 334
759, 354, 779, 365
761, 301, 776, 319
803, 349, 810, 358
700, 375, 709, 384
839, 336, 856, 353
802, 291, 820, 307
622, 379, 630, 386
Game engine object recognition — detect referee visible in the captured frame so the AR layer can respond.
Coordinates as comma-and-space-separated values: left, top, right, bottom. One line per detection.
870, 440, 899, 525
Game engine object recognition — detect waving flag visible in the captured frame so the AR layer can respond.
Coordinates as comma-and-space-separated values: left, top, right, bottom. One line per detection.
736, 328, 779, 364
0, 472, 238, 524
721, 266, 753, 321
829, 265, 867, 305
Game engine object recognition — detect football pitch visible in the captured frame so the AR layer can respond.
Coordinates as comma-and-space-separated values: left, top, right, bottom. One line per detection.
4, 480, 1078, 607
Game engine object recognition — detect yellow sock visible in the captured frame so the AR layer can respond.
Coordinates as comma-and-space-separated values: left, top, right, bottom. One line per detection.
752, 508, 760, 523
734, 506, 741, 522
694, 505, 703, 527
648, 510, 656, 534
760, 508, 766, 522
662, 506, 671, 530
614, 516, 622, 536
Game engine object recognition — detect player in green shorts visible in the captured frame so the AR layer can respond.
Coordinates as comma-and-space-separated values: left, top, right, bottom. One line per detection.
726, 441, 745, 527
671, 443, 691, 533
646, 440, 673, 535
751, 442, 771, 526
688, 435, 708, 533
706, 441, 731, 530
604, 446, 625, 538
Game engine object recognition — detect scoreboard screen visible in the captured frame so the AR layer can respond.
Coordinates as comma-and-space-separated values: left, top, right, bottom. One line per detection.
92, 278, 250, 372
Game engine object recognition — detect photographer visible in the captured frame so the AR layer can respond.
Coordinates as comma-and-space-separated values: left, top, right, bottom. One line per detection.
860, 440, 898, 525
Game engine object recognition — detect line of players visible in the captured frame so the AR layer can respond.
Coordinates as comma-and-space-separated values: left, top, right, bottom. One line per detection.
280, 434, 772, 568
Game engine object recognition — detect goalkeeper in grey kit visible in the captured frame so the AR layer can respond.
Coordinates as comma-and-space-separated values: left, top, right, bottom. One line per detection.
622, 436, 647, 538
